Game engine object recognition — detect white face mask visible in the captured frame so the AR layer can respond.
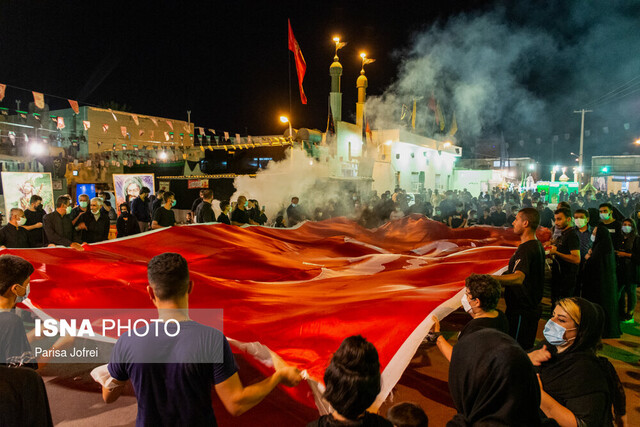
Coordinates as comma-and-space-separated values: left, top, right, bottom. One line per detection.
574, 218, 587, 228
591, 234, 596, 242
15, 284, 30, 304
461, 293, 473, 314
17, 217, 27, 226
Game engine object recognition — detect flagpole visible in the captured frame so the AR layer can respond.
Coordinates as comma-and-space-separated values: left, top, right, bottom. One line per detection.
288, 30, 292, 123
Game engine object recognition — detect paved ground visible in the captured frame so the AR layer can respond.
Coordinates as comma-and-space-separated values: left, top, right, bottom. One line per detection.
42, 292, 640, 426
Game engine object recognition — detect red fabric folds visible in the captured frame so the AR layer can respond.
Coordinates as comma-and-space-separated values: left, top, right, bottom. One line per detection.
9, 215, 549, 413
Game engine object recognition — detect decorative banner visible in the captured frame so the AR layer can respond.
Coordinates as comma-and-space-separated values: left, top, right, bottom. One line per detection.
1, 172, 54, 212
32, 91, 45, 109
1, 109, 8, 116
102, 123, 109, 133
188, 179, 209, 189
139, 129, 145, 137
248, 135, 253, 144
150, 130, 154, 139
109, 109, 118, 121
56, 117, 65, 129
83, 120, 91, 131
198, 127, 204, 135
121, 126, 127, 137
131, 114, 139, 126
150, 117, 158, 126
164, 131, 169, 141
0, 83, 5, 101
8, 132, 15, 144
209, 128, 216, 134
166, 120, 173, 131
33, 113, 40, 121
235, 133, 242, 144
157, 180, 171, 192
68, 99, 80, 114
224, 131, 229, 140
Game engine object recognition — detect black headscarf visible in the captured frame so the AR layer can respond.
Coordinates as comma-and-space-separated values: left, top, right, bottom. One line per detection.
538, 298, 609, 404
591, 225, 613, 257
447, 329, 541, 426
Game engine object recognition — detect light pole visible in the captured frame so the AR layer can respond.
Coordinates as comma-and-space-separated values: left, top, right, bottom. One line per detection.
280, 115, 293, 141
574, 109, 592, 185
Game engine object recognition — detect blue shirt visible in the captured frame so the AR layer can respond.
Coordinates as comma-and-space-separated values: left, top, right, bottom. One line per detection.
108, 321, 238, 427
576, 226, 593, 260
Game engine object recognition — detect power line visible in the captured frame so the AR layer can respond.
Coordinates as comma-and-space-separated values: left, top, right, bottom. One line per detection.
583, 74, 640, 109
587, 85, 640, 110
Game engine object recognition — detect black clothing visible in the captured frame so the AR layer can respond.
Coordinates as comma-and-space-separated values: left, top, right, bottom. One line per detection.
76, 211, 110, 243
0, 366, 53, 427
551, 226, 581, 303
69, 206, 88, 223
286, 204, 304, 227
537, 299, 618, 426
230, 207, 249, 225
190, 197, 203, 213
448, 329, 542, 426
601, 220, 622, 250
457, 310, 509, 341
490, 211, 507, 226
195, 201, 215, 223
130, 197, 151, 223
43, 211, 76, 246
23, 208, 45, 247
116, 213, 141, 238
506, 213, 517, 227
582, 226, 621, 338
216, 212, 230, 225
248, 208, 267, 225
503, 239, 545, 349
539, 207, 554, 228
0, 224, 29, 248
0, 312, 37, 369
449, 212, 466, 228
151, 198, 163, 216
616, 233, 640, 317
152, 206, 176, 228
307, 413, 393, 427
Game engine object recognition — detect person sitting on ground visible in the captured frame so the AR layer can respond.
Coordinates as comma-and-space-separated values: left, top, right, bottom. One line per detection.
386, 402, 428, 427
308, 335, 392, 427
0, 209, 30, 249
151, 191, 177, 229
447, 329, 543, 426
216, 201, 231, 225
0, 255, 37, 369
101, 253, 302, 425
428, 274, 508, 361
116, 203, 140, 238
529, 297, 626, 426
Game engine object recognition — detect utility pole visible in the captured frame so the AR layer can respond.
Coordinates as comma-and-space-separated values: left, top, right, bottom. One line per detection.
574, 109, 592, 185
187, 110, 191, 144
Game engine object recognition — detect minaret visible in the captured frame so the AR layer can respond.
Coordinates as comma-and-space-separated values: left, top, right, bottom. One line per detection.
329, 38, 344, 122
356, 70, 368, 128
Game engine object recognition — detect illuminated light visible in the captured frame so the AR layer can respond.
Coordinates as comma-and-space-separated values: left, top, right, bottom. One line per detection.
384, 140, 393, 146
601, 166, 609, 173
528, 163, 535, 170
309, 160, 313, 166
443, 141, 452, 148
553, 165, 559, 172
333, 37, 340, 42
360, 52, 366, 59
634, 138, 640, 145
159, 151, 168, 160
279, 116, 289, 124
29, 142, 45, 156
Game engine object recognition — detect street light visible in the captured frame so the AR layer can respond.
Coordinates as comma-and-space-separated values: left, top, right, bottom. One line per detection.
528, 163, 535, 171
280, 115, 293, 140
634, 138, 640, 145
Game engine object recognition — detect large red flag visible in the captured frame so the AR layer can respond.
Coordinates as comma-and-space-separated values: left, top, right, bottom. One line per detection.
288, 19, 307, 104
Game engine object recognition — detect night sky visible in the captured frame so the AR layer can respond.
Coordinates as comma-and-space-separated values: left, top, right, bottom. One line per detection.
1, 1, 639, 164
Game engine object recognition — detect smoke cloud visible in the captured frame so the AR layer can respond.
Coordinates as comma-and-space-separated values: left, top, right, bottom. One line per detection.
366, 2, 640, 160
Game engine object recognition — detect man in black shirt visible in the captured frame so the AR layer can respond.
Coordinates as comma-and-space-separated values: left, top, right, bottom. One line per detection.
195, 190, 215, 223
190, 189, 206, 218
0, 209, 30, 249
598, 202, 622, 248
490, 208, 545, 350
548, 207, 581, 305
231, 196, 257, 226
537, 201, 554, 228
75, 198, 111, 243
152, 191, 176, 229
43, 196, 84, 250
490, 203, 507, 226
151, 190, 165, 216
217, 201, 231, 225
286, 196, 305, 227
70, 194, 90, 227
22, 195, 45, 247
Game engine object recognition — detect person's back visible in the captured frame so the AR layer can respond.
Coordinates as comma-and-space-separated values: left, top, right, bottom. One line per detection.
108, 322, 236, 426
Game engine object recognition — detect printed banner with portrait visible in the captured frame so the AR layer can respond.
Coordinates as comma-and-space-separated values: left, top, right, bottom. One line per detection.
1, 172, 54, 214
112, 174, 155, 211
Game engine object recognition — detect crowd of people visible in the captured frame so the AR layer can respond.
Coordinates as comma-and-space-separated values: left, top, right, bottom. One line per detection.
0, 185, 637, 425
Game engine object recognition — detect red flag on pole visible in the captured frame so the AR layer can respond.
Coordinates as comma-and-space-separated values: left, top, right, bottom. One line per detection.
0, 84, 6, 101
68, 100, 79, 114
131, 114, 139, 126
288, 19, 307, 104
56, 117, 65, 129
33, 92, 45, 109
83, 121, 90, 131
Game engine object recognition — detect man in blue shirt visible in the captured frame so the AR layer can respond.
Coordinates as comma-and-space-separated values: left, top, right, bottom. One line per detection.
103, 253, 302, 425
